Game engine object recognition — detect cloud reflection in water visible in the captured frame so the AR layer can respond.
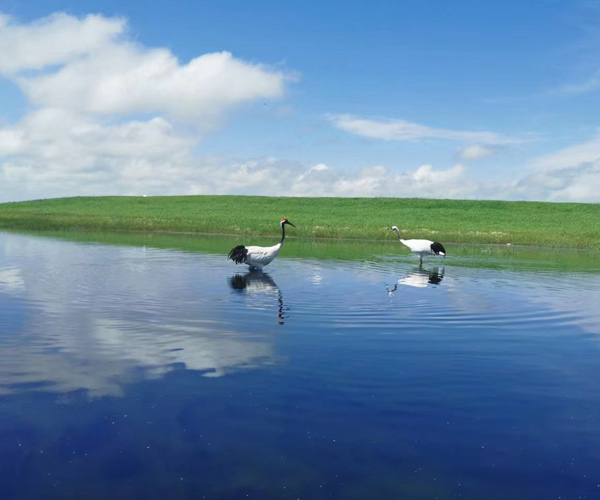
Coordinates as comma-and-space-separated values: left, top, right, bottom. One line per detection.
0, 235, 276, 397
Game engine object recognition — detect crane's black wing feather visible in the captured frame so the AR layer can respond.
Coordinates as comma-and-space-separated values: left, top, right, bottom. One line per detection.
430, 242, 446, 255
228, 245, 248, 264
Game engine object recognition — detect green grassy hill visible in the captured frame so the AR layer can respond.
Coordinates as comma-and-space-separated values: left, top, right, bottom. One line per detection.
0, 195, 598, 249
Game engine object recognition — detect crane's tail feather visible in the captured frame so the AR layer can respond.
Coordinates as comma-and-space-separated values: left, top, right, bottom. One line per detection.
431, 242, 446, 256
228, 245, 248, 264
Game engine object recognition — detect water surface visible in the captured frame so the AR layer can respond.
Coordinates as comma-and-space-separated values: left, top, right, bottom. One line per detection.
0, 231, 599, 499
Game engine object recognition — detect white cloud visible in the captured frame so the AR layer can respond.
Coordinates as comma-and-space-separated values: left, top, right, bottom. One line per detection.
0, 12, 290, 124
0, 108, 198, 198
0, 12, 126, 73
193, 160, 478, 199
329, 114, 520, 145
2, 121, 598, 201
458, 144, 496, 161
0, 11, 295, 201
1, 105, 597, 202
515, 162, 600, 202
318, 114, 600, 202
0, 12, 598, 204
513, 132, 600, 202
205, 154, 597, 203
531, 131, 600, 170
18, 49, 288, 123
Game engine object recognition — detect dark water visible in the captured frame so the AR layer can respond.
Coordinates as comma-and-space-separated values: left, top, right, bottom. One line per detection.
0, 231, 600, 500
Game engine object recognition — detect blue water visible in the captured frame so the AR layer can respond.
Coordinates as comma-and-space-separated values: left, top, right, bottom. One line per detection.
0, 231, 599, 499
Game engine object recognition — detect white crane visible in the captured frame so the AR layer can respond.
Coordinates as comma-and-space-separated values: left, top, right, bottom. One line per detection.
228, 218, 296, 270
389, 225, 446, 264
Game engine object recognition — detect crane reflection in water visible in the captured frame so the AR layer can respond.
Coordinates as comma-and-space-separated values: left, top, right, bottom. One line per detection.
228, 270, 288, 325
386, 265, 445, 295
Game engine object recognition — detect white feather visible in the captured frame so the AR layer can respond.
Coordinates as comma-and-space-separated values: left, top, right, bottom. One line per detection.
400, 239, 436, 253
244, 243, 282, 269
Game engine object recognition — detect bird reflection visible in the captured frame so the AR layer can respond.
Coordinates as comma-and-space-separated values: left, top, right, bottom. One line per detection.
228, 270, 288, 325
386, 265, 445, 294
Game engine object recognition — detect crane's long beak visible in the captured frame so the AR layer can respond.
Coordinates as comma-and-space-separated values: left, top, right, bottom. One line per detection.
286, 221, 296, 228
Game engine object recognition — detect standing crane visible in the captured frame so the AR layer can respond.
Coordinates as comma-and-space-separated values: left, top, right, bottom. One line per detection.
389, 225, 446, 264
228, 218, 296, 269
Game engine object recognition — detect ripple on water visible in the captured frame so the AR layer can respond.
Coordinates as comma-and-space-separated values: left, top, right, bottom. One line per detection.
2, 234, 600, 500
243, 258, 600, 342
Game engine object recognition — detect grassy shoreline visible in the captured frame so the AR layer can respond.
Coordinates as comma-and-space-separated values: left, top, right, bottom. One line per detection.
0, 195, 599, 249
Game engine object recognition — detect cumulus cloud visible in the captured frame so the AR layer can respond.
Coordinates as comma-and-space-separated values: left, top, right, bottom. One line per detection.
329, 114, 520, 145
0, 10, 296, 201
0, 108, 199, 198
1, 99, 597, 202
207, 150, 598, 202
18, 50, 288, 123
0, 11, 598, 203
0, 12, 126, 73
2, 116, 597, 201
0, 12, 289, 124
188, 159, 478, 199
515, 162, 600, 202
2, 139, 481, 200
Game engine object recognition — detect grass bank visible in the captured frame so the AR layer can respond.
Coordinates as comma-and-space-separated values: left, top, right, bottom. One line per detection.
0, 195, 598, 249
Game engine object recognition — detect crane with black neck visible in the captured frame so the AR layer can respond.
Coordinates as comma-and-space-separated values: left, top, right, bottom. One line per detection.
228, 218, 296, 270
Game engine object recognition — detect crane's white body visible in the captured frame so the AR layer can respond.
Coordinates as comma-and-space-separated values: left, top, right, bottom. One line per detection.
399, 238, 439, 260
390, 226, 445, 264
228, 219, 295, 270
399, 238, 436, 252
244, 243, 282, 269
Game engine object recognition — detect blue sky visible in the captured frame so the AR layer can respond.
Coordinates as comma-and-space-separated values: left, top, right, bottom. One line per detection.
1, 1, 600, 202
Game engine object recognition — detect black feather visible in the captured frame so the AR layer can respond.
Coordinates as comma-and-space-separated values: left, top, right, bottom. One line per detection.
430, 241, 446, 255
228, 245, 248, 264
228, 274, 248, 289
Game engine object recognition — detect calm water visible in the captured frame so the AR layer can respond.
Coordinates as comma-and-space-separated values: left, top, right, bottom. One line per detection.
0, 231, 600, 500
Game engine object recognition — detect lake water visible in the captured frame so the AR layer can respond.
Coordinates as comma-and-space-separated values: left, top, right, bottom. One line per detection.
0, 230, 599, 500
